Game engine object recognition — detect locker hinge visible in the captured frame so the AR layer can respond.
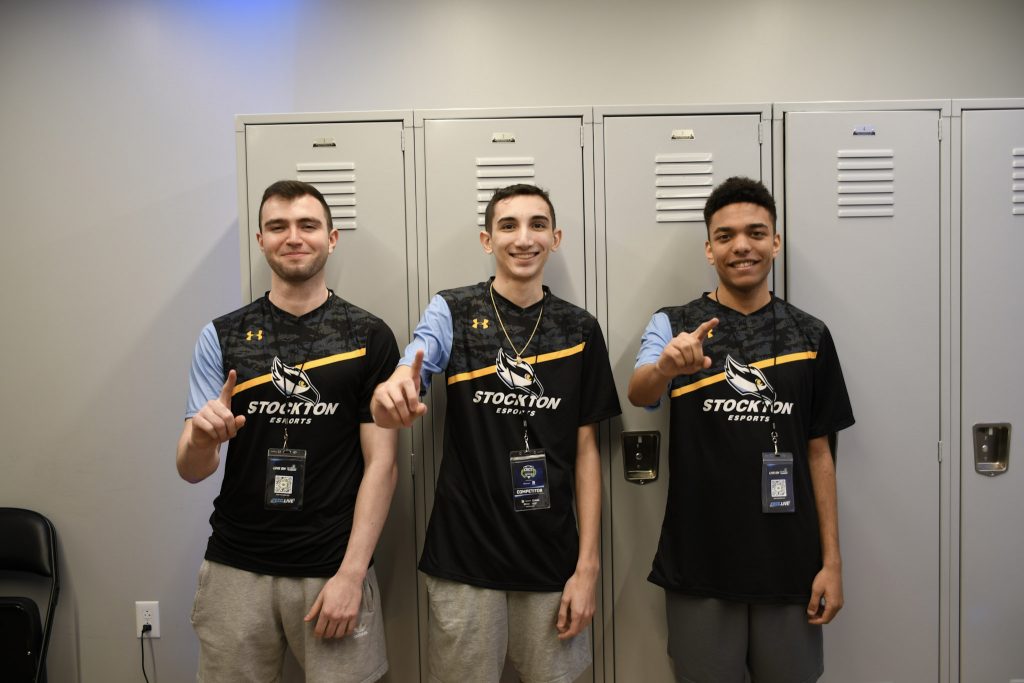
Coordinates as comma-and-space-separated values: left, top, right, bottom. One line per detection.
410, 451, 416, 477
401, 128, 406, 152
580, 126, 585, 148
758, 121, 765, 145
937, 441, 942, 463
937, 119, 942, 141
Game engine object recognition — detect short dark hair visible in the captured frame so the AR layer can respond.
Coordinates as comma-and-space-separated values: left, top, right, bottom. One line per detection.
483, 184, 556, 233
258, 180, 333, 231
703, 176, 777, 234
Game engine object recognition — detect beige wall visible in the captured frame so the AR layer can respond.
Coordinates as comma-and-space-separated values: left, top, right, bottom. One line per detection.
1, 0, 1021, 680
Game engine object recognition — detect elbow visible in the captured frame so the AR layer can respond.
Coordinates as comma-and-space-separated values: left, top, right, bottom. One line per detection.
177, 464, 209, 485
626, 381, 652, 409
176, 452, 214, 484
626, 379, 640, 407
626, 388, 644, 408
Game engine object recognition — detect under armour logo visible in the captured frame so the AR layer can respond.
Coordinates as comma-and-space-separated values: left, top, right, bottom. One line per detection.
246, 329, 264, 341
472, 318, 490, 329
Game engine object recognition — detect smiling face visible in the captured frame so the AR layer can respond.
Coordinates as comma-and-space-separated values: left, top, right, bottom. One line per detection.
705, 202, 781, 298
480, 194, 561, 287
256, 194, 338, 284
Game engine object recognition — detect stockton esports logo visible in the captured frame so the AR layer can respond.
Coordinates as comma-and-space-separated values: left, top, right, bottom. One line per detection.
495, 348, 543, 397
271, 357, 320, 404
243, 357, 341, 425
472, 348, 563, 416
724, 355, 775, 405
702, 355, 794, 423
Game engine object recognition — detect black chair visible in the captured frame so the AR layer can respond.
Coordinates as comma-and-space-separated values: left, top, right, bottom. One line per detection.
0, 508, 59, 683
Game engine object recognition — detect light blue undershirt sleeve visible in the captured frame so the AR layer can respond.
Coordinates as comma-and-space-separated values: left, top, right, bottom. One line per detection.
634, 311, 673, 409
186, 322, 224, 419
398, 294, 453, 390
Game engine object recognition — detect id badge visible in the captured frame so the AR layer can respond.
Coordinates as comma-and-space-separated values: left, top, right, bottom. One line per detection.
509, 449, 550, 512
265, 449, 307, 511
761, 452, 795, 514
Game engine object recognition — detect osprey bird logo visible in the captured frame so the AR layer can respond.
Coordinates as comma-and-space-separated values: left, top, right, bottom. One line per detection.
271, 356, 321, 404
495, 348, 544, 398
724, 355, 775, 405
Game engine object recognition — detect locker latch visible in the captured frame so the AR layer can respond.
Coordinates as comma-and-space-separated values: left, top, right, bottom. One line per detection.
973, 423, 1011, 476
622, 431, 660, 485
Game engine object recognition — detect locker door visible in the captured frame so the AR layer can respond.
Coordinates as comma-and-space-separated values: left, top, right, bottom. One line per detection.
601, 112, 765, 682
240, 118, 420, 683
243, 121, 410, 316
784, 108, 941, 682
421, 117, 587, 302
959, 106, 1024, 682
418, 114, 590, 493
417, 113, 592, 683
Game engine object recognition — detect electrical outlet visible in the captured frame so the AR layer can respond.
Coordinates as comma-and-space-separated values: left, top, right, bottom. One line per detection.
135, 600, 160, 638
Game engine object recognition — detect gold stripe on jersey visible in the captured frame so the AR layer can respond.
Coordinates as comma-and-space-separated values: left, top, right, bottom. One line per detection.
669, 351, 817, 399
447, 342, 587, 386
232, 348, 367, 396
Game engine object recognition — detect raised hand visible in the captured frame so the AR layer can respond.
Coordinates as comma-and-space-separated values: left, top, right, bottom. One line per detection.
371, 350, 428, 429
655, 318, 719, 378
189, 369, 246, 448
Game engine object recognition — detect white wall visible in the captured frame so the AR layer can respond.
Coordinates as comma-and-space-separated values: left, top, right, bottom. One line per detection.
1, 0, 1021, 680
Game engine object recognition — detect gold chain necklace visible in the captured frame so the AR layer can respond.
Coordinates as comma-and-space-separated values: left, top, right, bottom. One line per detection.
489, 282, 545, 362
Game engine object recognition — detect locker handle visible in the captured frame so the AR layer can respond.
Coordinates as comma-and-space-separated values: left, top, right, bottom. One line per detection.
973, 423, 1011, 476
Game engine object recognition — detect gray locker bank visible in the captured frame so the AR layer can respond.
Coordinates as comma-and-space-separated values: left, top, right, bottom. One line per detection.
234, 99, 1024, 683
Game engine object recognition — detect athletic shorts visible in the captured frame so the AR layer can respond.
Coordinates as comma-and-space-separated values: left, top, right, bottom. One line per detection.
665, 591, 823, 683
425, 575, 591, 683
191, 560, 388, 683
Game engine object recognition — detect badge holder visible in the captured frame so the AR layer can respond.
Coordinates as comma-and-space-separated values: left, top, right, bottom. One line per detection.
265, 429, 306, 511
509, 419, 550, 511
761, 451, 795, 513
761, 421, 795, 514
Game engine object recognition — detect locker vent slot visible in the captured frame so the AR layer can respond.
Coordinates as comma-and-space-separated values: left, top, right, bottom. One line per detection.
297, 162, 357, 230
475, 157, 536, 226
1014, 147, 1024, 216
654, 152, 714, 223
836, 149, 895, 218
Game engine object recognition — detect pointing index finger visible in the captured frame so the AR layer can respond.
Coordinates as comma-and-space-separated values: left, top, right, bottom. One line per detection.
410, 349, 424, 390
691, 318, 719, 340
219, 369, 237, 404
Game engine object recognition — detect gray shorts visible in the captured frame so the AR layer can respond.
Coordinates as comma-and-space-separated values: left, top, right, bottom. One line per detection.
425, 575, 591, 683
665, 591, 823, 683
190, 560, 388, 683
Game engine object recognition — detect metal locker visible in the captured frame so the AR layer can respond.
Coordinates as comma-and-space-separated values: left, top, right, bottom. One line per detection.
778, 102, 949, 682
412, 107, 597, 683
955, 99, 1024, 683
595, 105, 771, 682
415, 110, 591, 302
236, 112, 420, 683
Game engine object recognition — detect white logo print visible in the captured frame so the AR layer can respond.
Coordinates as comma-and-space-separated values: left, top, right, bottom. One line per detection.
702, 355, 793, 422
495, 348, 544, 397
724, 355, 775, 405
271, 356, 320, 404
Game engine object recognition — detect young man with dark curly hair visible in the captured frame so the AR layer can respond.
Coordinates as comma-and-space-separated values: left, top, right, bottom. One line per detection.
629, 176, 854, 683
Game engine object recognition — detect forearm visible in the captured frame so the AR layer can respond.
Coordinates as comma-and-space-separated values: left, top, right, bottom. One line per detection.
337, 424, 399, 578
627, 363, 670, 408
176, 420, 220, 483
574, 425, 601, 575
808, 435, 841, 567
